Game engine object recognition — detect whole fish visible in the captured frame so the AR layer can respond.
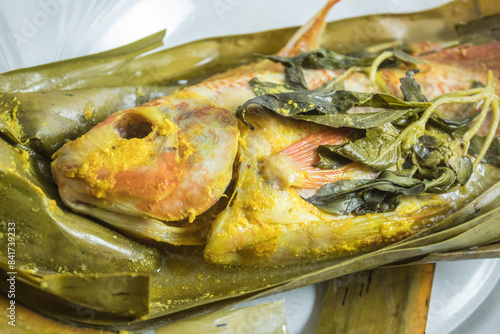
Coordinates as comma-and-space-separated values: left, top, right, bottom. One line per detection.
52, 0, 500, 264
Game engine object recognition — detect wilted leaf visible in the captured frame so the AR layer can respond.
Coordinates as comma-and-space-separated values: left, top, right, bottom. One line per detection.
319, 123, 401, 171
306, 170, 424, 214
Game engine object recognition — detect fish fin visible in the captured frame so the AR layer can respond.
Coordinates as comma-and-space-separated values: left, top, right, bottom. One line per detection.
277, 0, 340, 57
277, 128, 375, 189
204, 0, 339, 79
421, 41, 500, 77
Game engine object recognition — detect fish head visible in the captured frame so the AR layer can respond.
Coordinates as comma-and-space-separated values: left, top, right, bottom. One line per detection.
52, 106, 180, 215
51, 98, 239, 224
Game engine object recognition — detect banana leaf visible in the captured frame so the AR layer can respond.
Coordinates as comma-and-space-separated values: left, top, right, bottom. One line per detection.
0, 269, 149, 325
0, 293, 123, 334
0, 29, 293, 92
1, 0, 500, 331
0, 30, 167, 92
0, 290, 286, 334
0, 86, 178, 157
1, 0, 496, 93
156, 300, 288, 334
387, 242, 500, 265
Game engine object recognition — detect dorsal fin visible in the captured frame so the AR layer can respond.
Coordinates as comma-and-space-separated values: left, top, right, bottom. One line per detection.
278, 0, 340, 57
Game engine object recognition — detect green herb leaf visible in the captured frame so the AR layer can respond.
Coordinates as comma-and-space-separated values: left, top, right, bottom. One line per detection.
454, 156, 474, 185
428, 113, 478, 133
305, 170, 424, 215
262, 53, 312, 89
412, 135, 446, 168
299, 49, 378, 69
236, 89, 429, 130
422, 167, 458, 193
399, 69, 428, 102
314, 145, 352, 169
263, 48, 426, 91
293, 109, 417, 129
248, 77, 298, 96
428, 81, 484, 134
318, 123, 402, 171
410, 134, 471, 192
263, 49, 376, 89
390, 49, 428, 66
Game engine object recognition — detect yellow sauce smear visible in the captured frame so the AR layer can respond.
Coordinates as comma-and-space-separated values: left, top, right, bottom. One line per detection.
66, 137, 156, 198
0, 96, 24, 139
82, 102, 95, 120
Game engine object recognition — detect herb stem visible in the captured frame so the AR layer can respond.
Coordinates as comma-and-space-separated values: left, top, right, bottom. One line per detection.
373, 91, 491, 167
463, 94, 492, 154
323, 67, 361, 90
375, 75, 391, 94
369, 51, 393, 86
365, 41, 401, 53
429, 87, 486, 104
425, 95, 487, 128
474, 97, 500, 170
462, 71, 497, 164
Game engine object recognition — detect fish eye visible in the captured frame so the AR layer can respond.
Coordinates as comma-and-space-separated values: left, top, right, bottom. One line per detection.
113, 113, 153, 139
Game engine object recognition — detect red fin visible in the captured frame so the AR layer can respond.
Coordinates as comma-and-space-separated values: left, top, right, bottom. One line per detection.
280, 128, 350, 168
299, 161, 376, 189
279, 128, 375, 189
421, 41, 500, 77
278, 0, 340, 57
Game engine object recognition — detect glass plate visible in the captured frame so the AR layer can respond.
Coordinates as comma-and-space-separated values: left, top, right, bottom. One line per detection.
2, 1, 500, 333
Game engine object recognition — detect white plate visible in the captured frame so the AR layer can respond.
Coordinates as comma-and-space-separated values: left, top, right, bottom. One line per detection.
2, 1, 500, 333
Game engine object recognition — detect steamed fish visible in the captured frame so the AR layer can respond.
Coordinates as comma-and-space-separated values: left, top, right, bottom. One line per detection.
51, 0, 500, 265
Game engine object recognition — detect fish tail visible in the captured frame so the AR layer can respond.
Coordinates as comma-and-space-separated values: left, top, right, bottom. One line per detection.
277, 0, 340, 57
278, 128, 370, 189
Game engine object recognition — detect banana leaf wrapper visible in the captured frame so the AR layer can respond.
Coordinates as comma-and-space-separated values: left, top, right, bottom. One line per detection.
387, 242, 500, 266
0, 86, 179, 157
2, 0, 500, 331
0, 293, 125, 334
0, 30, 167, 92
0, 291, 287, 334
155, 300, 287, 334
1, 0, 498, 93
0, 29, 281, 92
